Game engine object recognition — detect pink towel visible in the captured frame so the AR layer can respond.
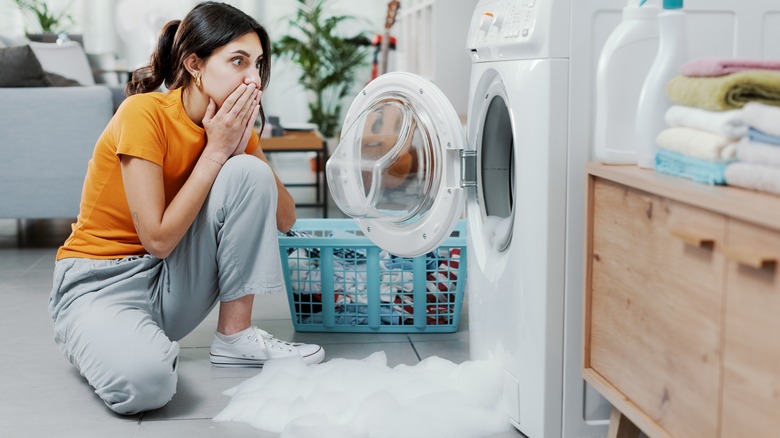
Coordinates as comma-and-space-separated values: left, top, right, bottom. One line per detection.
681, 58, 780, 77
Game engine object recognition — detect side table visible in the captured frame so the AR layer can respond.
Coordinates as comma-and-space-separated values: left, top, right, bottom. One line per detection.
262, 130, 328, 218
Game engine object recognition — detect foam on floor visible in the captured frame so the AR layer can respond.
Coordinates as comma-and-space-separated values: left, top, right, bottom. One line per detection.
213, 351, 512, 437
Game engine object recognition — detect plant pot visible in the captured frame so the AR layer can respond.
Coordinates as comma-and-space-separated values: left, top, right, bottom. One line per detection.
310, 156, 323, 173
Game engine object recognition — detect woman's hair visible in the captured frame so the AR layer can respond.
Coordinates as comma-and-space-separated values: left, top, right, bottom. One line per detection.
126, 2, 271, 130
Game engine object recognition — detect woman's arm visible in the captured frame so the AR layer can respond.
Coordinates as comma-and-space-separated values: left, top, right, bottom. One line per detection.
122, 84, 260, 259
121, 155, 222, 259
249, 146, 297, 233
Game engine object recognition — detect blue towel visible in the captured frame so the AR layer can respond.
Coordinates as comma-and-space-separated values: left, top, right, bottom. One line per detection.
655, 149, 729, 185
748, 127, 780, 146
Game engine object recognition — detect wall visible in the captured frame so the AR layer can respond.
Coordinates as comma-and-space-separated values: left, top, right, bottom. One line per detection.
1, 0, 476, 130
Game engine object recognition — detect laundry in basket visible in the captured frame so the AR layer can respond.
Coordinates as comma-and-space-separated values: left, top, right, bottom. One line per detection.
278, 219, 467, 333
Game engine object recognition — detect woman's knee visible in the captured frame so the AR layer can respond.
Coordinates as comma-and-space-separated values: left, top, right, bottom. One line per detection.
216, 155, 277, 201
223, 154, 274, 185
97, 343, 180, 415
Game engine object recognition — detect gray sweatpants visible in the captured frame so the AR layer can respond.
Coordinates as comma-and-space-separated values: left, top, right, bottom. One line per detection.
47, 155, 286, 415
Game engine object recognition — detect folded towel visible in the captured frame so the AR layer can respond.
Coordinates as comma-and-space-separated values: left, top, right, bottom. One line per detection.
681, 58, 780, 77
667, 71, 780, 111
736, 137, 780, 167
655, 149, 728, 185
743, 102, 780, 137
655, 127, 737, 162
748, 127, 780, 146
664, 105, 746, 138
725, 162, 780, 195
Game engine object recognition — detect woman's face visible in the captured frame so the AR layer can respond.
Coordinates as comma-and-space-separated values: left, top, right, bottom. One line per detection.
201, 32, 264, 108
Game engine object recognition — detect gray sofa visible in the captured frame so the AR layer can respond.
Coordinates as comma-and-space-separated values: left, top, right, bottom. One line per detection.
0, 37, 124, 220
0, 86, 114, 219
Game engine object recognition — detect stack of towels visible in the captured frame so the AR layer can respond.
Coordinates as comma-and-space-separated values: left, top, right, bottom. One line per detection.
655, 58, 780, 188
726, 103, 780, 195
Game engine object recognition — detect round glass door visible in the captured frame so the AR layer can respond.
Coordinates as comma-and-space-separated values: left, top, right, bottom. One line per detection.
327, 72, 465, 257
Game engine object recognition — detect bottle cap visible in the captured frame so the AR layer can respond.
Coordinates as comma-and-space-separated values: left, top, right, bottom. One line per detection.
637, 0, 662, 7
663, 0, 683, 9
627, 0, 661, 18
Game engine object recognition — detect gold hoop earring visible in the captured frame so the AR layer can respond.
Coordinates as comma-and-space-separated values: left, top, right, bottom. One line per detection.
195, 74, 202, 88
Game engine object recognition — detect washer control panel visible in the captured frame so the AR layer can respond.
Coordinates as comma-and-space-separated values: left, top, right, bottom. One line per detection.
474, 0, 537, 45
466, 0, 567, 62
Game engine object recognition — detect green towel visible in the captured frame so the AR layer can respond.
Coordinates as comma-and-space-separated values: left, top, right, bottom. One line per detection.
667, 71, 780, 111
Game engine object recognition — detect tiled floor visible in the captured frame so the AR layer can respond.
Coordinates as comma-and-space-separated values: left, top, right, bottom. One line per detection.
0, 157, 525, 437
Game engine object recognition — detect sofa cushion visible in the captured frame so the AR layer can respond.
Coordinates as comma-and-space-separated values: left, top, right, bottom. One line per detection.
0, 45, 49, 87
29, 41, 95, 86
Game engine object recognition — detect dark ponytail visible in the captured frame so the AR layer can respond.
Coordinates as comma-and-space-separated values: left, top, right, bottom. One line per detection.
123, 0, 273, 147
125, 20, 181, 96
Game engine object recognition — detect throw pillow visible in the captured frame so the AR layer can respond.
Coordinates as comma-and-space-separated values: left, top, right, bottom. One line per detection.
0, 45, 49, 87
29, 41, 96, 86
0, 34, 31, 48
45, 72, 81, 87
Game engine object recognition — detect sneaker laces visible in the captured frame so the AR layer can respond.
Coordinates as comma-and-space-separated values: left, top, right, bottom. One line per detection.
247, 327, 298, 354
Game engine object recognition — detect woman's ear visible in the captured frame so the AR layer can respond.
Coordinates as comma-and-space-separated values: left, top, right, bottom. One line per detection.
183, 53, 202, 80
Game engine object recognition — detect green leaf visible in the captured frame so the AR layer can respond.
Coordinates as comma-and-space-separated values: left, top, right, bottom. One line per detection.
14, 0, 73, 33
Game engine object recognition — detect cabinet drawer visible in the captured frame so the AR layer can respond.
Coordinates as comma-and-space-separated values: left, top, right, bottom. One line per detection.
586, 179, 726, 438
721, 220, 780, 437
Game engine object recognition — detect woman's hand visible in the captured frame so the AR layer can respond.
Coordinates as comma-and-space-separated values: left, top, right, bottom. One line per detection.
231, 95, 260, 156
202, 83, 261, 162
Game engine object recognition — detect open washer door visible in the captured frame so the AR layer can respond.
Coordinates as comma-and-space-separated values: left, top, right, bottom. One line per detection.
326, 72, 465, 257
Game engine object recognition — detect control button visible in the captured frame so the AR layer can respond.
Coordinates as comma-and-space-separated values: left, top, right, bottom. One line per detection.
493, 14, 504, 29
479, 12, 494, 32
521, 28, 529, 37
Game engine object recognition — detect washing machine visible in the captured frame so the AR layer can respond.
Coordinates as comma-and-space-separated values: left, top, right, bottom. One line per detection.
325, 0, 778, 436
463, 2, 610, 437
327, 1, 606, 436
325, 0, 605, 435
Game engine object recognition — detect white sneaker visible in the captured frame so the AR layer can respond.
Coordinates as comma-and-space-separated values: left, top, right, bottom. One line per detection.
210, 327, 324, 368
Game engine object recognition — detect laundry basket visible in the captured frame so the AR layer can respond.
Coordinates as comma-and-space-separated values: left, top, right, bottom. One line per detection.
278, 218, 467, 333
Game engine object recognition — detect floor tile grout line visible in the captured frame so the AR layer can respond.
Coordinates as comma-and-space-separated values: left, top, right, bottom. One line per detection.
407, 335, 422, 361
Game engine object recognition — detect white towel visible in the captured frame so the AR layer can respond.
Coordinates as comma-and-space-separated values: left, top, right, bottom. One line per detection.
735, 137, 780, 167
664, 105, 746, 139
725, 162, 780, 195
743, 102, 780, 137
656, 127, 737, 162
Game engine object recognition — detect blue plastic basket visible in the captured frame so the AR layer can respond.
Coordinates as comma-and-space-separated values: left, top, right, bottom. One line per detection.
278, 218, 467, 333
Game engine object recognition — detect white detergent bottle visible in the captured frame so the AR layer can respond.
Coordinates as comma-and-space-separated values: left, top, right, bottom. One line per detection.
634, 0, 688, 169
593, 0, 661, 164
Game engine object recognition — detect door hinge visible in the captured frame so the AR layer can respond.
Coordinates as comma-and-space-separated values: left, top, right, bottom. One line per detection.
460, 149, 477, 188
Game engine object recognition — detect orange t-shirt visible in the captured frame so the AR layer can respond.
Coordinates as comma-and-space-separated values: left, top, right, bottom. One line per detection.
56, 87, 259, 260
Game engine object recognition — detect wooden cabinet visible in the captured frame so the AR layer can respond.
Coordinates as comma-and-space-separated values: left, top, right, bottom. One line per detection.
583, 163, 780, 438
721, 220, 780, 437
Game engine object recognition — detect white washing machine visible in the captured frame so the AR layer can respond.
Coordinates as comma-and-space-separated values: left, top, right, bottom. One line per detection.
326, 0, 780, 437
464, 2, 607, 437
327, 2, 608, 436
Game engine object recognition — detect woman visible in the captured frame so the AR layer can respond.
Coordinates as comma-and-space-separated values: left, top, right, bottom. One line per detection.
47, 2, 324, 415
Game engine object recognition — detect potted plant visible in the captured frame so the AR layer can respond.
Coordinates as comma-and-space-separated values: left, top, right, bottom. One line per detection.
14, 0, 76, 42
273, 0, 370, 139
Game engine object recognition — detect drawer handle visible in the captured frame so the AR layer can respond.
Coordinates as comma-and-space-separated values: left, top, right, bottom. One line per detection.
722, 246, 778, 269
671, 229, 715, 249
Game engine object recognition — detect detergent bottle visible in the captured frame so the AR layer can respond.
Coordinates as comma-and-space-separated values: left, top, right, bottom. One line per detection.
593, 0, 661, 164
634, 0, 688, 169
